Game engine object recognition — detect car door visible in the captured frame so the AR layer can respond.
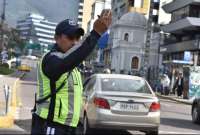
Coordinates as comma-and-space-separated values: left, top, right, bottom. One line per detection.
80, 77, 92, 122
84, 77, 97, 119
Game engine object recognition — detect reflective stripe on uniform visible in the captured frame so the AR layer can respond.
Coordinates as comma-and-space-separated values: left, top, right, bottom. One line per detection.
65, 72, 74, 125
70, 69, 82, 127
36, 62, 46, 115
36, 60, 51, 118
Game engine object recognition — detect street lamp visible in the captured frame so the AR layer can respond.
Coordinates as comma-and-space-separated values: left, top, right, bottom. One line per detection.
143, 0, 160, 80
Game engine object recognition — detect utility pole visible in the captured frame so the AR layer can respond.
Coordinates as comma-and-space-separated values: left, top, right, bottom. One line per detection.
0, 0, 6, 52
143, 0, 154, 79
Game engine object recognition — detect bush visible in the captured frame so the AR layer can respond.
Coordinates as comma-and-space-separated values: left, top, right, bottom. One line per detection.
1, 63, 9, 68
0, 66, 14, 75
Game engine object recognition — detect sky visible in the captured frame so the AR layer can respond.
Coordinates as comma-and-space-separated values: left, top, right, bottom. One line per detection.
0, 0, 79, 27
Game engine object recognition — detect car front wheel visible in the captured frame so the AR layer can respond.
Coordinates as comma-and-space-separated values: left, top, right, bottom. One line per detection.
192, 105, 200, 124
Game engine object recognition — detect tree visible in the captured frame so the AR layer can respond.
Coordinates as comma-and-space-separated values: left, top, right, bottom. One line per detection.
7, 28, 26, 51
2, 27, 26, 58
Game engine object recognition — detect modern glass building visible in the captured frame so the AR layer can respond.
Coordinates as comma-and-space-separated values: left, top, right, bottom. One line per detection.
17, 13, 57, 49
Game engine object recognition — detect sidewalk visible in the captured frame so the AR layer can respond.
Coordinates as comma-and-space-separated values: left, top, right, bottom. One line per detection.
0, 72, 25, 128
156, 93, 193, 105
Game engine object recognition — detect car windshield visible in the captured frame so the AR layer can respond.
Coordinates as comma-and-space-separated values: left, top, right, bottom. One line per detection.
101, 78, 151, 94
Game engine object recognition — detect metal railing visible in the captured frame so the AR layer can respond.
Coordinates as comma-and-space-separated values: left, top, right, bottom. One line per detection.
0, 84, 11, 116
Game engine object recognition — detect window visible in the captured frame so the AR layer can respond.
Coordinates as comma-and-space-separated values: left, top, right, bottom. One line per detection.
172, 6, 190, 22
131, 57, 139, 69
84, 77, 96, 95
124, 33, 129, 41
141, 0, 144, 8
79, 12, 83, 16
101, 78, 151, 94
129, 0, 135, 6
189, 5, 200, 18
78, 18, 82, 22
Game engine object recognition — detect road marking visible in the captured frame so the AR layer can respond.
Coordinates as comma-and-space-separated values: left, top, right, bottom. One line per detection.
161, 103, 172, 107
15, 106, 32, 120
159, 131, 200, 134
0, 75, 3, 78
160, 98, 178, 103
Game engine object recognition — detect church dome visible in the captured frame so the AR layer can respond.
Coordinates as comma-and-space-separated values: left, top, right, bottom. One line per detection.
117, 12, 147, 27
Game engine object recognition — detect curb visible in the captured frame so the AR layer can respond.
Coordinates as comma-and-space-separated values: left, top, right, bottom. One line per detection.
0, 73, 25, 128
156, 93, 192, 105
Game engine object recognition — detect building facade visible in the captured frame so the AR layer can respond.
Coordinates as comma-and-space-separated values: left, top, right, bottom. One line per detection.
105, 0, 161, 68
78, 0, 84, 26
17, 13, 57, 49
112, 0, 150, 21
110, 12, 159, 74
158, 0, 172, 24
87, 0, 111, 33
82, 0, 94, 32
160, 0, 200, 74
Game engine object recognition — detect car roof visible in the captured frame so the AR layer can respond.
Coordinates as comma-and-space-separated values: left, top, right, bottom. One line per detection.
92, 74, 145, 81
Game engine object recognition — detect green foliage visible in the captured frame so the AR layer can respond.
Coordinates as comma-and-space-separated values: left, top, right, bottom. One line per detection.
7, 29, 26, 51
1, 63, 9, 68
0, 65, 14, 75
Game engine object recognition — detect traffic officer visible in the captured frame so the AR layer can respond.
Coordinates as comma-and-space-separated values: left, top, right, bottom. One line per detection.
31, 9, 112, 135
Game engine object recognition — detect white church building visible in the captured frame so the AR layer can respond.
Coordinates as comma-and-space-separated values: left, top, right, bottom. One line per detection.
110, 12, 159, 74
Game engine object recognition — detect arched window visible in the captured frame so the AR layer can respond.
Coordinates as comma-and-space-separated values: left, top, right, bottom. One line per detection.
131, 57, 139, 69
124, 33, 129, 41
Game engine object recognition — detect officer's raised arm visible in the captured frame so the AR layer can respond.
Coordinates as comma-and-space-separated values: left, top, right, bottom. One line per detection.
43, 9, 112, 81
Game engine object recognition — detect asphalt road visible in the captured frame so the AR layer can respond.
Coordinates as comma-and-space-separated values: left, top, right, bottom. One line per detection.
0, 66, 200, 134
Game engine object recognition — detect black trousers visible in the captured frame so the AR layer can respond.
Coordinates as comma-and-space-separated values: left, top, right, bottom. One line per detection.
177, 86, 183, 96
31, 113, 80, 135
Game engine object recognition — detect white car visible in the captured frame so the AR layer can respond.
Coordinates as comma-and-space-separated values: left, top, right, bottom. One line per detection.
26, 55, 38, 60
81, 74, 160, 135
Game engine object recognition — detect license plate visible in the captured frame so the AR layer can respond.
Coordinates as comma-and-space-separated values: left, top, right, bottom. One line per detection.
120, 103, 140, 112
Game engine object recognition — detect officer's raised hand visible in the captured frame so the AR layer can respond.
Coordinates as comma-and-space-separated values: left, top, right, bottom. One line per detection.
93, 9, 112, 35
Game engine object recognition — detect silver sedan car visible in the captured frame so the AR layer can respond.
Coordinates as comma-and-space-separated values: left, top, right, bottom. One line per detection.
81, 74, 160, 135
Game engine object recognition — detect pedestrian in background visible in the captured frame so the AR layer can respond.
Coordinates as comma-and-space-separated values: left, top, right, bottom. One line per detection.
174, 73, 184, 98
31, 9, 112, 135
160, 74, 170, 95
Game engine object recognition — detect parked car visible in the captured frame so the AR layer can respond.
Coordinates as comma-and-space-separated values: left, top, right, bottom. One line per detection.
81, 74, 160, 135
192, 97, 200, 124
26, 55, 38, 60
18, 64, 31, 72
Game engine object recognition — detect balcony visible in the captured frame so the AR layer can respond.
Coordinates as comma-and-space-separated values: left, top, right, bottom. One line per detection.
162, 17, 200, 34
162, 0, 200, 13
160, 39, 200, 53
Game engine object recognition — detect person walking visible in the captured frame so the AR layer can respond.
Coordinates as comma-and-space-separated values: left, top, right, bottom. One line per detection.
160, 74, 170, 95
31, 9, 112, 135
174, 73, 184, 98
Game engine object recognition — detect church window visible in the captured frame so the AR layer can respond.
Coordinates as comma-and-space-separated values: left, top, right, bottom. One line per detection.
124, 33, 129, 41
131, 57, 139, 69
129, 0, 135, 7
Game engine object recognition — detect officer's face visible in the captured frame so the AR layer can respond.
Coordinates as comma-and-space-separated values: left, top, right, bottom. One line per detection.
55, 34, 80, 52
